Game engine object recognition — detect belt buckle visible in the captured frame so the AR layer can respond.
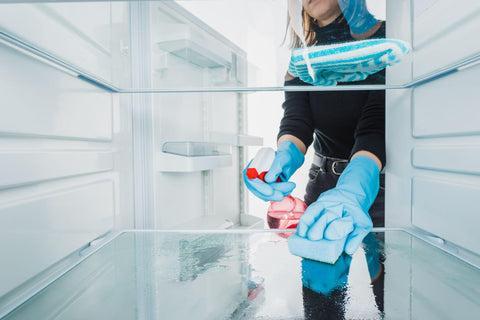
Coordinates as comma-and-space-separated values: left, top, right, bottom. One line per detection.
331, 160, 348, 176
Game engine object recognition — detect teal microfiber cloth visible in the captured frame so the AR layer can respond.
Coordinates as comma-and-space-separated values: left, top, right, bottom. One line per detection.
288, 38, 411, 86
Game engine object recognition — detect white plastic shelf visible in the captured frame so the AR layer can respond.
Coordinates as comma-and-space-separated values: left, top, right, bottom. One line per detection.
177, 215, 235, 229
156, 152, 232, 172
172, 214, 263, 230
157, 39, 231, 68
155, 23, 232, 69
162, 141, 227, 157
209, 132, 263, 147
238, 214, 264, 229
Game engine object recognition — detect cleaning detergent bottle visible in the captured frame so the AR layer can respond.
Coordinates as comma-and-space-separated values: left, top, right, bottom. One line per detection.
246, 147, 306, 235
246, 147, 277, 182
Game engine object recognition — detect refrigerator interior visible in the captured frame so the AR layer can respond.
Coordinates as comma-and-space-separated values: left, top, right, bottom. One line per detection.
1, 0, 480, 318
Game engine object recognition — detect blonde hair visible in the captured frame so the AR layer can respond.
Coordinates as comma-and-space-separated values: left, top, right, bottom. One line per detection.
287, 9, 318, 48
286, 9, 345, 48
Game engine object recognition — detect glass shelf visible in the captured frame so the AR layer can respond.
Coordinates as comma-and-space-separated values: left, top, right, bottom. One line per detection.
2, 229, 479, 319
1, 0, 478, 93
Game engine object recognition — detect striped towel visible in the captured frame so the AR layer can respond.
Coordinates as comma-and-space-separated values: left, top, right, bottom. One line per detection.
288, 38, 411, 86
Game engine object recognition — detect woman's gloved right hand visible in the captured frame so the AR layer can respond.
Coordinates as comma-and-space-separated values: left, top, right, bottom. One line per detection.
243, 141, 305, 202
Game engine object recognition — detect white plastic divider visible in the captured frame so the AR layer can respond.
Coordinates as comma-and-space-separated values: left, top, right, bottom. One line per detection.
0, 152, 113, 189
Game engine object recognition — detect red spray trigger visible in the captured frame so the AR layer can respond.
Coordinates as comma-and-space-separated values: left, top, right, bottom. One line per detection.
247, 148, 282, 182
246, 168, 259, 180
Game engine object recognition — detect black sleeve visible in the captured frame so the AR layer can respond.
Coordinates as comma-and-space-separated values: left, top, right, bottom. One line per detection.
277, 78, 315, 148
350, 90, 386, 167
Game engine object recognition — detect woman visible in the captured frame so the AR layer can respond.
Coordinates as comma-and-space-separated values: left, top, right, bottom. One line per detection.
244, 0, 385, 263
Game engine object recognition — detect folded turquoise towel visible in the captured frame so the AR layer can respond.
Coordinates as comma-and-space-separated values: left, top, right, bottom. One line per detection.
288, 38, 411, 86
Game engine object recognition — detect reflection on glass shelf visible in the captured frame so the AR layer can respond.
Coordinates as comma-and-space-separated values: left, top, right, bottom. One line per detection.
2, 230, 479, 319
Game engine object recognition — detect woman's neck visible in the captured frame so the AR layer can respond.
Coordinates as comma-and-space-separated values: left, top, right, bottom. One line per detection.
315, 8, 342, 27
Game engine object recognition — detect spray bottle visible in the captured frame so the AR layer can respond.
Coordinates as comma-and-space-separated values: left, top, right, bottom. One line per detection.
246, 147, 306, 237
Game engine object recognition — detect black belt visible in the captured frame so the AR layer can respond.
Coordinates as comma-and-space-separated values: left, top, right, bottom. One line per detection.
312, 153, 349, 176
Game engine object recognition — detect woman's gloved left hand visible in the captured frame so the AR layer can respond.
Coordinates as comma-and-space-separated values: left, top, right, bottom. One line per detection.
290, 156, 380, 262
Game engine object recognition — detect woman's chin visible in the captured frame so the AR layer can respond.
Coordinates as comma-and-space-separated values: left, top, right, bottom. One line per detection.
305, 0, 341, 25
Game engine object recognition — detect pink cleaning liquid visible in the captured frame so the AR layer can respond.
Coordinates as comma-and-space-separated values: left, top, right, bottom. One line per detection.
267, 196, 307, 237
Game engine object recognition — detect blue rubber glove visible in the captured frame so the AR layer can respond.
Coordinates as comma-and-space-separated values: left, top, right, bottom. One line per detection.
338, 0, 379, 36
297, 155, 380, 256
301, 254, 352, 295
243, 141, 304, 202
265, 141, 305, 183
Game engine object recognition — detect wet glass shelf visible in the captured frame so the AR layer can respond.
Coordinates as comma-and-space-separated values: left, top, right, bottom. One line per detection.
2, 229, 479, 319
1, 0, 479, 93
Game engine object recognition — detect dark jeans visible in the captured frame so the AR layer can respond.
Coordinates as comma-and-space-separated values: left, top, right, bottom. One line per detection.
302, 163, 385, 319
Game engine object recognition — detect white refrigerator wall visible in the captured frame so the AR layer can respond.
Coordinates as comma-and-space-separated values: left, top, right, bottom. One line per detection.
386, 0, 480, 255
385, 2, 480, 317
0, 2, 134, 306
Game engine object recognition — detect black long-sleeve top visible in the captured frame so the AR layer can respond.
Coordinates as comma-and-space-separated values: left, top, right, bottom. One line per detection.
278, 15, 386, 167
